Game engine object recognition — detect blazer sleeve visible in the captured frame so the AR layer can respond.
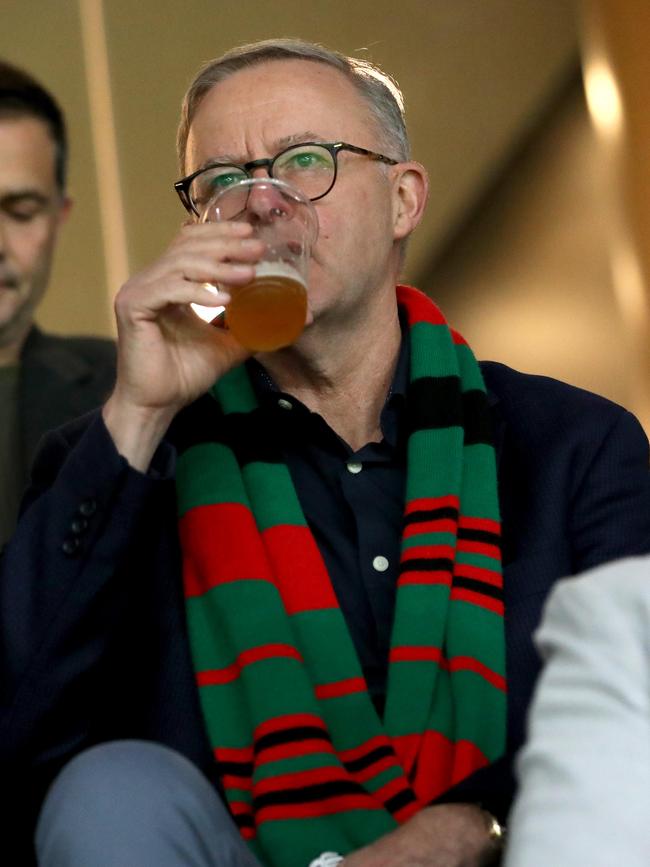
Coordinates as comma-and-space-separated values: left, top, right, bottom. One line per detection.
569, 407, 650, 569
0, 411, 175, 851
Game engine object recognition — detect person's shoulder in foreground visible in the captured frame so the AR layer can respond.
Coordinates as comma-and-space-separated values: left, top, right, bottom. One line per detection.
504, 555, 650, 867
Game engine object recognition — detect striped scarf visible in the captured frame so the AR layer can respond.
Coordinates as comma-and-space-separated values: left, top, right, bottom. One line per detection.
176, 285, 506, 867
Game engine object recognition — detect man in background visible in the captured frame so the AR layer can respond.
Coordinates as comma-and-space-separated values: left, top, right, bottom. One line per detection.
0, 60, 115, 545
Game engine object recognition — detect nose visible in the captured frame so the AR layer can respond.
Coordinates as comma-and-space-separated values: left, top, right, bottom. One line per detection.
244, 182, 295, 225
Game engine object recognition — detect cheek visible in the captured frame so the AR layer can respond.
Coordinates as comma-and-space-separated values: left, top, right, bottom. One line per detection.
11, 223, 56, 278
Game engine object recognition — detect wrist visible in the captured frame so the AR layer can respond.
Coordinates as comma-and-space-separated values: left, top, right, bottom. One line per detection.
102, 393, 176, 472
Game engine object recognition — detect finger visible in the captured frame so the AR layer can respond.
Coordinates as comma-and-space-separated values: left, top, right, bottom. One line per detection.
117, 278, 236, 321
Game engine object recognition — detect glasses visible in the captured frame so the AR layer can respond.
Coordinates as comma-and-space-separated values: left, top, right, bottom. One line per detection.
174, 141, 398, 218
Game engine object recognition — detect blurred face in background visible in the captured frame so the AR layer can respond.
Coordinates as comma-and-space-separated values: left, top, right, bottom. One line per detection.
0, 114, 70, 351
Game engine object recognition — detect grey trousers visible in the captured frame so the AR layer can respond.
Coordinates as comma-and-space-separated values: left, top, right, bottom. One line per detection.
35, 740, 264, 867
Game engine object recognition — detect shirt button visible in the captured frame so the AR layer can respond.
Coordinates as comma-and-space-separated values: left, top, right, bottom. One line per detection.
373, 555, 389, 572
277, 399, 293, 410
79, 498, 97, 517
346, 461, 363, 474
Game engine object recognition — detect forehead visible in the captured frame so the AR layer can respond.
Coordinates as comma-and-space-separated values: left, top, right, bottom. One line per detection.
0, 115, 57, 193
185, 59, 380, 170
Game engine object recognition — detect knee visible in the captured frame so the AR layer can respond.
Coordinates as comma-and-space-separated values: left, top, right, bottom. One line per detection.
36, 741, 207, 852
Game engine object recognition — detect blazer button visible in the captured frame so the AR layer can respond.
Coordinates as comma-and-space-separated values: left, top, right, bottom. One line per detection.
61, 537, 81, 556
70, 517, 89, 535
78, 498, 97, 517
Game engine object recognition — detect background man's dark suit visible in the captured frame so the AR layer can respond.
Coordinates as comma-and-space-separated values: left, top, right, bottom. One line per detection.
0, 327, 116, 547
1, 361, 649, 863
19, 327, 116, 466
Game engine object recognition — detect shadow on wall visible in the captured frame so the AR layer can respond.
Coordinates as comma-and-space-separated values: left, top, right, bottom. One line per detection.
419, 75, 631, 411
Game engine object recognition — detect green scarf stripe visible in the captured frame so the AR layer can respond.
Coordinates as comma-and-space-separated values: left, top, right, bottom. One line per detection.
178, 286, 505, 867
177, 442, 249, 516
253, 752, 343, 781
404, 428, 463, 503
456, 444, 501, 521
447, 604, 507, 676
408, 321, 460, 380
384, 663, 454, 735
213, 364, 259, 413
242, 462, 308, 529
455, 342, 489, 392
401, 531, 458, 551
455, 551, 502, 572
290, 611, 366, 683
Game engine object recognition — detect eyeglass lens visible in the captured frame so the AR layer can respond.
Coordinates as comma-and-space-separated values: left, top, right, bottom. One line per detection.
190, 144, 335, 211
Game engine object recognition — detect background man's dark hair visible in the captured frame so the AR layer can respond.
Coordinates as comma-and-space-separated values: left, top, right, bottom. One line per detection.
0, 59, 68, 191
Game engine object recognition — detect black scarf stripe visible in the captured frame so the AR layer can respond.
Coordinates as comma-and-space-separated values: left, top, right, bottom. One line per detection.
384, 788, 419, 815
254, 726, 332, 755
254, 779, 367, 809
457, 528, 500, 546
234, 813, 255, 828
342, 744, 396, 774
219, 760, 254, 777
453, 575, 503, 601
405, 378, 492, 444
402, 506, 460, 526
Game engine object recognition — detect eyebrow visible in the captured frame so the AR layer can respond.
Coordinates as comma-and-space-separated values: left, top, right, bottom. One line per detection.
197, 131, 327, 170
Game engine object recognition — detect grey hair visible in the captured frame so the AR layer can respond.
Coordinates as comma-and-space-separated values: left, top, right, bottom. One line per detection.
176, 38, 410, 172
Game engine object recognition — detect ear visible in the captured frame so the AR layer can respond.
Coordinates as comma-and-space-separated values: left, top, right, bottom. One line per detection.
390, 161, 429, 241
56, 195, 73, 228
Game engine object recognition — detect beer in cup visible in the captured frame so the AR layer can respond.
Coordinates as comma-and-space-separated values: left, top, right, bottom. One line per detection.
192, 178, 318, 352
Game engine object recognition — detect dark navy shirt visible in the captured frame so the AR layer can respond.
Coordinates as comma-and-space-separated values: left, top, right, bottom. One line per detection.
248, 336, 409, 714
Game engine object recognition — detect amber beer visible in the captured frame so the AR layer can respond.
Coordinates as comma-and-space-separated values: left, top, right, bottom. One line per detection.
226, 261, 308, 351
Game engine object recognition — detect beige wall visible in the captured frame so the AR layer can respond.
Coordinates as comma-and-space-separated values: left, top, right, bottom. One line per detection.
2, 0, 577, 339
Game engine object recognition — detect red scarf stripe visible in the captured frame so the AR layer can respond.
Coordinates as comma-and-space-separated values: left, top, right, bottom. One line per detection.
450, 587, 504, 616
403, 519, 458, 540
255, 740, 335, 767
196, 644, 303, 687
181, 503, 274, 596
349, 755, 400, 785
450, 328, 468, 346
389, 646, 505, 690
263, 525, 339, 613
404, 495, 460, 516
254, 712, 328, 740
223, 774, 253, 790
256, 794, 383, 823
338, 734, 395, 765
396, 570, 452, 587
456, 539, 502, 559
453, 563, 504, 588
458, 516, 501, 534
374, 776, 421, 812
215, 746, 253, 762
450, 740, 492, 786
400, 544, 456, 562
448, 656, 506, 691
253, 765, 361, 797
314, 676, 367, 700
398, 289, 448, 325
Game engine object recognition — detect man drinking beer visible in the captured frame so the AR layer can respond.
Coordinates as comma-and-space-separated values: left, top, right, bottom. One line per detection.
2, 38, 650, 867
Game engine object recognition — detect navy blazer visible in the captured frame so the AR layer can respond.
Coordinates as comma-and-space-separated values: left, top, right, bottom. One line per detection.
2, 361, 650, 862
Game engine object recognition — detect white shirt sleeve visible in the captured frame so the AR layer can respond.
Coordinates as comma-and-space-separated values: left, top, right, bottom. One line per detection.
504, 556, 650, 867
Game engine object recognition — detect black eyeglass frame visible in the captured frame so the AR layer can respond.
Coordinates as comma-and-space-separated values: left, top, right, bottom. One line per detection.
174, 141, 399, 217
